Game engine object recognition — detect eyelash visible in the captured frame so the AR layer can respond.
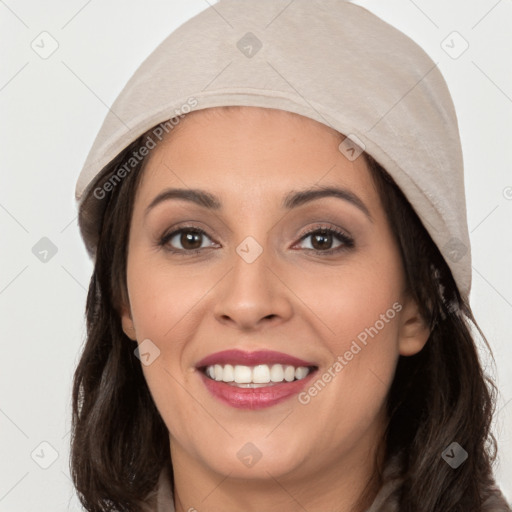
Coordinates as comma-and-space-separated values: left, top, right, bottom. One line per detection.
158, 223, 355, 256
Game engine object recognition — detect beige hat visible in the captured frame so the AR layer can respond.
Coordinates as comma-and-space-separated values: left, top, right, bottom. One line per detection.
75, 0, 472, 299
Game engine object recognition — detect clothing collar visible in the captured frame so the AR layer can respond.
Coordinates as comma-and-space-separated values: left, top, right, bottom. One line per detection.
144, 453, 511, 511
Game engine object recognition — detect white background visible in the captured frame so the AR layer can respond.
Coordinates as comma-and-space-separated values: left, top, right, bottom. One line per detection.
1, 0, 511, 510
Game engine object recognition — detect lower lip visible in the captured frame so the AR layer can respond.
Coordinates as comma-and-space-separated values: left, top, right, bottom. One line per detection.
198, 370, 316, 409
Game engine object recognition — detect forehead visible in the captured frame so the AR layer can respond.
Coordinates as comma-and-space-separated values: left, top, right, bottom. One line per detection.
136, 106, 378, 210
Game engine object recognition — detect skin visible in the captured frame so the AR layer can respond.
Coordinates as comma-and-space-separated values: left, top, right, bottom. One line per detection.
121, 106, 430, 512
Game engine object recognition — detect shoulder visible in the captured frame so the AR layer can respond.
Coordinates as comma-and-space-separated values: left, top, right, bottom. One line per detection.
365, 452, 512, 512
481, 484, 512, 512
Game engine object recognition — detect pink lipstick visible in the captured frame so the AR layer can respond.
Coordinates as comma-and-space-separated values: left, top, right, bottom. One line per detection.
196, 349, 318, 409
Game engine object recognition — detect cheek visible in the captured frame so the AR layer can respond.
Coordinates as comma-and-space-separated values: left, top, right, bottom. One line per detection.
126, 253, 212, 347
125, 255, 214, 444
291, 240, 404, 432
293, 240, 404, 355
125, 251, 228, 414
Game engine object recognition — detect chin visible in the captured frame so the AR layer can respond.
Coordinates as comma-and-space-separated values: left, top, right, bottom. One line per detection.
182, 432, 311, 479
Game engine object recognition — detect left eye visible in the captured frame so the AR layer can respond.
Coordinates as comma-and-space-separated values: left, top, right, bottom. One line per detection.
295, 228, 354, 253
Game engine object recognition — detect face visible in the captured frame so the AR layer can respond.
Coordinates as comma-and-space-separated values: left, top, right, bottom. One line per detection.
121, 106, 429, 483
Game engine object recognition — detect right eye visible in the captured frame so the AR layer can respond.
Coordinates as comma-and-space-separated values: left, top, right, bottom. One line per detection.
159, 226, 218, 255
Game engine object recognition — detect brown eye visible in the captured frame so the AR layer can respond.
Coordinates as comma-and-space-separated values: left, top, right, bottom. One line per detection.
160, 227, 216, 253
310, 231, 334, 250
179, 230, 203, 250
296, 226, 355, 254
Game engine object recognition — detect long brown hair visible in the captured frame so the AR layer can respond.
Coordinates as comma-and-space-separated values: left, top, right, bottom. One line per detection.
70, 112, 507, 511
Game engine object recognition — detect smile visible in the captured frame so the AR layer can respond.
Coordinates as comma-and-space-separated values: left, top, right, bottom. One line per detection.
196, 350, 318, 409
204, 363, 313, 386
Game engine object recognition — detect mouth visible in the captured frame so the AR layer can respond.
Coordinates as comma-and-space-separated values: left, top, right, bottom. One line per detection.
201, 363, 316, 386
195, 350, 318, 409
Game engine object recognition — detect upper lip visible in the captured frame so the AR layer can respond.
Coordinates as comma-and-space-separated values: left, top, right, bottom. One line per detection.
196, 349, 317, 368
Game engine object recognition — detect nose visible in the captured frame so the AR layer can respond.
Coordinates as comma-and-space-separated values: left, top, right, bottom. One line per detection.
212, 242, 294, 332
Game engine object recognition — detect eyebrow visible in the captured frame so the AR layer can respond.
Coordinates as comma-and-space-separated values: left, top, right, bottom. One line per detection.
144, 186, 373, 222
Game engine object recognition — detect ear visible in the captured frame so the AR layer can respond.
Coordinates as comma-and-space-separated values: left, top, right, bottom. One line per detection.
397, 294, 431, 356
120, 304, 137, 341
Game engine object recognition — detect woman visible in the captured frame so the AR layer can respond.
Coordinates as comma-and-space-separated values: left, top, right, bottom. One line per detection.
71, 1, 511, 511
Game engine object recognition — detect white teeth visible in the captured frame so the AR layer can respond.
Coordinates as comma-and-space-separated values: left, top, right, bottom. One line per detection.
253, 364, 270, 383
284, 365, 295, 382
234, 365, 252, 383
222, 364, 234, 382
295, 366, 309, 380
270, 364, 284, 382
203, 363, 312, 385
